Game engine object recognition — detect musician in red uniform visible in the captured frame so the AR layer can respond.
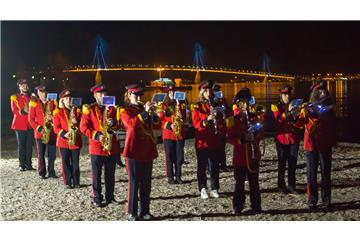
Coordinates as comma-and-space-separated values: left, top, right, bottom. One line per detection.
10, 79, 34, 171
212, 84, 231, 172
118, 84, 161, 221
292, 80, 336, 209
191, 80, 225, 199
271, 85, 300, 194
80, 83, 120, 207
227, 88, 262, 214
28, 85, 57, 179
159, 83, 187, 184
53, 90, 82, 189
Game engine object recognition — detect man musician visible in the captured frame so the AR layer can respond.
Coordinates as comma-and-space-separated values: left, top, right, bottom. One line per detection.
10, 79, 34, 171
80, 83, 120, 207
28, 85, 57, 179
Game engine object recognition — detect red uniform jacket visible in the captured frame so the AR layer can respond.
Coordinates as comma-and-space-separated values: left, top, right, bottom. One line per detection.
28, 98, 57, 140
191, 101, 226, 150
53, 107, 82, 149
10, 93, 31, 131
294, 108, 336, 151
271, 103, 300, 145
118, 104, 161, 162
227, 112, 264, 167
159, 100, 187, 140
80, 103, 120, 156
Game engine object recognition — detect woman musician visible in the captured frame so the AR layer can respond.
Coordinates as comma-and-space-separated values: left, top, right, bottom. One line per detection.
227, 87, 263, 215
118, 84, 161, 221
53, 89, 82, 189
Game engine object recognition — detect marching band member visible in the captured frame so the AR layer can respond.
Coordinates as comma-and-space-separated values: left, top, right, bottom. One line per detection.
53, 90, 82, 189
28, 85, 58, 179
80, 83, 120, 207
191, 80, 225, 199
227, 88, 263, 214
118, 84, 161, 221
159, 83, 186, 184
212, 84, 231, 172
271, 85, 300, 194
292, 80, 336, 209
10, 79, 34, 171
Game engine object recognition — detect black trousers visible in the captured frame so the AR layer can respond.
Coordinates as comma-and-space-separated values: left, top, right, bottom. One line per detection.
276, 142, 299, 189
15, 130, 34, 169
127, 158, 153, 216
35, 139, 56, 177
218, 140, 227, 169
59, 148, 80, 187
305, 149, 332, 205
196, 148, 220, 191
163, 139, 184, 180
233, 166, 261, 211
91, 155, 116, 203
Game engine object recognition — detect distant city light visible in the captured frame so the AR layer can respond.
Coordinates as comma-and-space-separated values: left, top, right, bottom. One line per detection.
12, 74, 16, 78
31, 76, 35, 79
43, 77, 46, 79
52, 78, 55, 80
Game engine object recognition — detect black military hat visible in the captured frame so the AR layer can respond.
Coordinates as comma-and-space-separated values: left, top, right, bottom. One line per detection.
59, 89, 71, 98
279, 85, 293, 94
310, 80, 327, 91
35, 85, 46, 92
17, 79, 28, 86
162, 81, 175, 92
90, 83, 107, 93
125, 83, 144, 96
213, 84, 221, 91
233, 87, 252, 103
198, 80, 214, 90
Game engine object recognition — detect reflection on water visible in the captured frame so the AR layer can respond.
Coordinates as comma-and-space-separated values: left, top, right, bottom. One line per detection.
144, 79, 359, 142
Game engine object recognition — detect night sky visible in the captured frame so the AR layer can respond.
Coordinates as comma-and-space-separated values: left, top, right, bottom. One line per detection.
2, 21, 360, 76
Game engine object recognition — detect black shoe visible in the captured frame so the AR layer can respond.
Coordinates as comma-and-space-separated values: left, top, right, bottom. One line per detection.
140, 213, 154, 221
127, 214, 138, 221
278, 186, 289, 194
322, 201, 332, 209
65, 185, 73, 189
250, 208, 262, 214
233, 207, 243, 215
93, 202, 105, 208
48, 175, 58, 178
106, 199, 121, 205
168, 179, 176, 185
39, 175, 47, 179
19, 167, 26, 172
26, 166, 35, 171
176, 178, 184, 184
307, 202, 317, 210
287, 186, 296, 194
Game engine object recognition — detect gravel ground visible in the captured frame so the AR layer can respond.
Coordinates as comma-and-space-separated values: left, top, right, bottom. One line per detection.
1, 137, 360, 221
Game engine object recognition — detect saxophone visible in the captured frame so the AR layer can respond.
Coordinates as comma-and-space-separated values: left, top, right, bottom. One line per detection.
101, 107, 113, 152
41, 101, 53, 144
172, 101, 183, 139
67, 107, 78, 146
